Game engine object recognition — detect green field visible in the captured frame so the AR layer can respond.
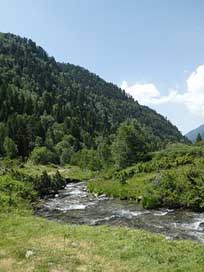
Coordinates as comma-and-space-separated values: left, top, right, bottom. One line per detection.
1, 211, 204, 272
1, 144, 204, 271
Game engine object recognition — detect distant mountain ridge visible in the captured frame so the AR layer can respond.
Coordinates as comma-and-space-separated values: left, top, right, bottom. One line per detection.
185, 125, 204, 142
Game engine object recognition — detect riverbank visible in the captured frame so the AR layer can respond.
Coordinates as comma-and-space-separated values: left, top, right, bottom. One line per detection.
3, 143, 204, 211
88, 144, 204, 211
37, 181, 204, 242
1, 152, 204, 271
1, 211, 204, 272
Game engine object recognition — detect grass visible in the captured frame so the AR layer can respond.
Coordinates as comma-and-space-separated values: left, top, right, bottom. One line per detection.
1, 211, 204, 271
4, 161, 97, 181
2, 144, 204, 270
88, 144, 204, 210
0, 162, 97, 201
88, 173, 155, 200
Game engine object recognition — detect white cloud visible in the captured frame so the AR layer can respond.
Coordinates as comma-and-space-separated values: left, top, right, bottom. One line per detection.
121, 65, 204, 117
184, 65, 204, 116
121, 81, 160, 104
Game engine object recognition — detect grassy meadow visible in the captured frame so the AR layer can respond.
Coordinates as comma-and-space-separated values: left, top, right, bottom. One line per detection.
1, 212, 204, 272
1, 143, 204, 271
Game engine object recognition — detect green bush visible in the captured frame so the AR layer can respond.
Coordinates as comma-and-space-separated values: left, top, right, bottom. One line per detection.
89, 144, 204, 211
0, 175, 36, 210
30, 146, 58, 165
142, 168, 204, 210
111, 119, 152, 168
33, 170, 66, 197
3, 137, 18, 158
71, 149, 102, 171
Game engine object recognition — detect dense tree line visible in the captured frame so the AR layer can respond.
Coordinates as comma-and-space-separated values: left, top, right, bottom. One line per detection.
0, 32, 188, 168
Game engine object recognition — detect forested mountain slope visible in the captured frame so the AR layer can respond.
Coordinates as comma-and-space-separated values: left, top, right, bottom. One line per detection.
0, 32, 186, 159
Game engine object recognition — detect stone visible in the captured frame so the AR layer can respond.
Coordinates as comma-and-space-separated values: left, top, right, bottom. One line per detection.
25, 250, 34, 258
199, 222, 204, 231
71, 242, 79, 248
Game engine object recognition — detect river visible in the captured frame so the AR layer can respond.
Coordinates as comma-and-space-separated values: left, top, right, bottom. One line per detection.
36, 181, 204, 242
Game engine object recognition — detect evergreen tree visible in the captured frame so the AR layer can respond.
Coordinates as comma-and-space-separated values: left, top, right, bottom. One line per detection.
0, 32, 188, 163
112, 120, 151, 168
30, 146, 57, 164
196, 133, 203, 143
3, 137, 18, 158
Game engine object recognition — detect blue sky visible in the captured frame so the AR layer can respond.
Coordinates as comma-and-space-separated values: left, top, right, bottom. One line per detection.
1, 0, 204, 134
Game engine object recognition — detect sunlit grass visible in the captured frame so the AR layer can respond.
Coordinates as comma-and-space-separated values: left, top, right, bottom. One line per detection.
14, 162, 96, 181
1, 212, 204, 271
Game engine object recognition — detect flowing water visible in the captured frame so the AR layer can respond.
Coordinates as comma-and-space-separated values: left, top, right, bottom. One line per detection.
36, 182, 204, 242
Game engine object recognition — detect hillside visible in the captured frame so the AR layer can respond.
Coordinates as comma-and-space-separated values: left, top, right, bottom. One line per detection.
0, 32, 187, 161
186, 124, 204, 142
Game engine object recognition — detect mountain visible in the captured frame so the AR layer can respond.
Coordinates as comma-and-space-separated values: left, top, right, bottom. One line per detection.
0, 32, 187, 160
186, 124, 204, 142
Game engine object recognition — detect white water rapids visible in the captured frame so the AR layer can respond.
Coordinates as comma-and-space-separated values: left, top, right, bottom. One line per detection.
36, 182, 204, 242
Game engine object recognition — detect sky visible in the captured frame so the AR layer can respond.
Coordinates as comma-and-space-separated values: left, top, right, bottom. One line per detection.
1, 0, 204, 134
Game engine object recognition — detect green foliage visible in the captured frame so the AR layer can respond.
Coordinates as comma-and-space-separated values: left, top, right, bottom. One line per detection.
111, 119, 152, 168
95, 137, 113, 168
113, 143, 202, 182
0, 32, 187, 162
0, 175, 36, 210
0, 122, 7, 155
71, 148, 102, 171
3, 137, 18, 158
34, 170, 52, 197
196, 133, 203, 143
89, 144, 204, 211
39, 170, 65, 196
13, 162, 96, 182
30, 146, 57, 165
59, 148, 72, 165
146, 168, 204, 210
55, 136, 74, 165
52, 170, 66, 191
11, 168, 66, 198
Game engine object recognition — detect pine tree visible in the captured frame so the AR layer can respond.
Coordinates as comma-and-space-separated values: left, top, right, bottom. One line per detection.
111, 119, 151, 168
3, 137, 18, 158
196, 133, 203, 143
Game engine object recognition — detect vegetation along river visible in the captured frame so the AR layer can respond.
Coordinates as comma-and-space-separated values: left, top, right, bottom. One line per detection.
36, 181, 204, 242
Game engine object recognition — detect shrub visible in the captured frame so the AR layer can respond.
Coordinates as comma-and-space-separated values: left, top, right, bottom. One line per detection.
32, 170, 66, 197
111, 119, 152, 169
30, 146, 58, 165
3, 137, 18, 158
0, 175, 36, 210
71, 149, 102, 171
